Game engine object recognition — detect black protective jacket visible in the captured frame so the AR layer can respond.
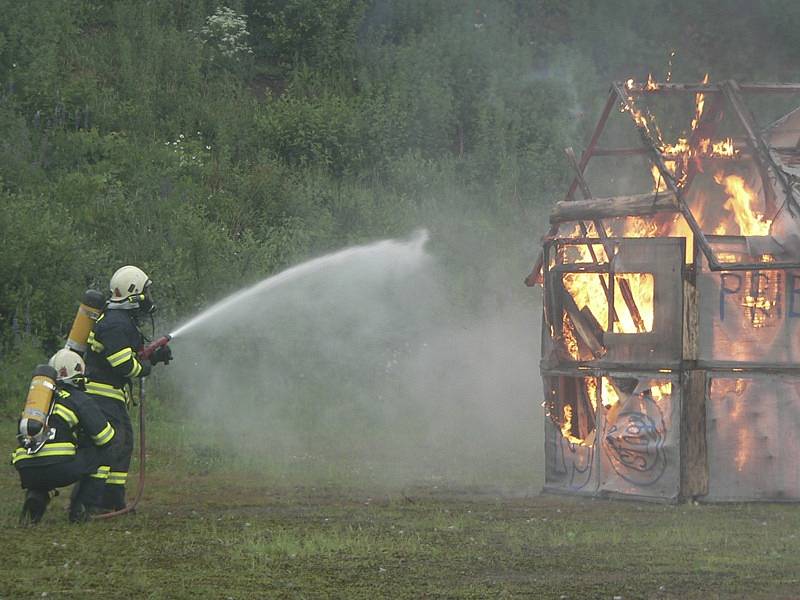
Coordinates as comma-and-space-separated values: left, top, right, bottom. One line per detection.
12, 384, 117, 469
85, 307, 149, 401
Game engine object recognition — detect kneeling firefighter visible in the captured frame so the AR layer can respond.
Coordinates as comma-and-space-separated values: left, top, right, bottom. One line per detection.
84, 265, 172, 511
13, 349, 119, 524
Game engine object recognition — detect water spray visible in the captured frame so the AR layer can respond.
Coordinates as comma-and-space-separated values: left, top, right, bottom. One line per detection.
169, 229, 429, 339
95, 230, 431, 519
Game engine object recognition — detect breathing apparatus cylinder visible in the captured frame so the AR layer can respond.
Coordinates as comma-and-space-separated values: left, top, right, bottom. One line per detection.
19, 365, 58, 448
65, 289, 105, 354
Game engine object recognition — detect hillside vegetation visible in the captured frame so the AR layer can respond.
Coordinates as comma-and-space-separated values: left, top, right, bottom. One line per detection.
1, 0, 800, 403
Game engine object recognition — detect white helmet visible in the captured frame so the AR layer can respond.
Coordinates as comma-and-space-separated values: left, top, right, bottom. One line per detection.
109, 265, 153, 310
49, 349, 86, 384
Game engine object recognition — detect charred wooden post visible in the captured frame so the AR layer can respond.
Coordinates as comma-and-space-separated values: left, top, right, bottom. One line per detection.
560, 282, 606, 359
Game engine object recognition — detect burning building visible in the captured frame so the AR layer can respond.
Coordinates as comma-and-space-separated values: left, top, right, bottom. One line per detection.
527, 79, 800, 502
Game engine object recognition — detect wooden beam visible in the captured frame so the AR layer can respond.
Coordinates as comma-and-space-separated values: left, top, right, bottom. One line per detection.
616, 81, 800, 94
563, 146, 624, 329
561, 287, 607, 359
720, 79, 794, 215
705, 259, 800, 271
738, 83, 800, 93
611, 81, 722, 271
549, 192, 678, 224
618, 81, 721, 94
681, 369, 708, 500
676, 92, 724, 192
565, 91, 618, 203
527, 90, 618, 287
565, 147, 593, 200
591, 147, 649, 156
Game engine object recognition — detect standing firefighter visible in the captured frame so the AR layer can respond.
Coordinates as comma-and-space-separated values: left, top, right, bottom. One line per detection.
13, 349, 118, 524
84, 265, 172, 510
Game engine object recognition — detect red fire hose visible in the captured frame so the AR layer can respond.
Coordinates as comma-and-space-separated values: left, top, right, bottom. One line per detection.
93, 378, 146, 520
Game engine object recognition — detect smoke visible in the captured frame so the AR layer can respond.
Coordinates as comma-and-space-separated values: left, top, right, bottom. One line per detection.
163, 231, 543, 493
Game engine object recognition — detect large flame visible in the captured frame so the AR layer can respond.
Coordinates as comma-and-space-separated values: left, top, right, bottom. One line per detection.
560, 217, 657, 340
601, 377, 620, 408
556, 77, 772, 356
650, 381, 672, 401
713, 172, 771, 236
562, 313, 580, 360
626, 74, 738, 191
613, 273, 654, 333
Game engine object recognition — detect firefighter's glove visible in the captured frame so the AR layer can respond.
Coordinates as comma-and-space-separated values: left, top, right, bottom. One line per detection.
150, 345, 173, 366
140, 360, 153, 378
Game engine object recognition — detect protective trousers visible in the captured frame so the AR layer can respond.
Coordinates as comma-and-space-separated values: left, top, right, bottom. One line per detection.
18, 446, 107, 507
94, 397, 133, 510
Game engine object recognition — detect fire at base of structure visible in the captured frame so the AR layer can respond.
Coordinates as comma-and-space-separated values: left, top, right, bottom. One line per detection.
530, 79, 800, 502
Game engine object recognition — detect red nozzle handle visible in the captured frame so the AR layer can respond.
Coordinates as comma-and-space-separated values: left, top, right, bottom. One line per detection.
139, 335, 171, 361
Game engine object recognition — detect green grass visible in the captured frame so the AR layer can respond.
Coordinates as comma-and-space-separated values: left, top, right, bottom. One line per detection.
3, 458, 800, 599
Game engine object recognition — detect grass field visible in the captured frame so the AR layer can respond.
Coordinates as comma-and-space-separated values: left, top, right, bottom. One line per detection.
3, 439, 800, 600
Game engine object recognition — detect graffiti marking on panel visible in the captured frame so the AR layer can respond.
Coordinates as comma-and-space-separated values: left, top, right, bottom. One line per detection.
603, 393, 667, 486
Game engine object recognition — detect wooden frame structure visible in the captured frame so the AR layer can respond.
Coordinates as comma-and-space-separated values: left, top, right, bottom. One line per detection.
527, 79, 800, 286
532, 81, 800, 502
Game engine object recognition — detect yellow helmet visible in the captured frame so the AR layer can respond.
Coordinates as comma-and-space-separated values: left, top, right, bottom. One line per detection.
49, 348, 86, 384
109, 265, 153, 310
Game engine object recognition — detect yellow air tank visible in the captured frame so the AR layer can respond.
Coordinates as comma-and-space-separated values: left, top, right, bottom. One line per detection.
66, 290, 104, 354
19, 365, 58, 447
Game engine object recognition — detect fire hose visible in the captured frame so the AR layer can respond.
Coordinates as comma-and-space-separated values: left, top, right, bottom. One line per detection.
92, 336, 170, 520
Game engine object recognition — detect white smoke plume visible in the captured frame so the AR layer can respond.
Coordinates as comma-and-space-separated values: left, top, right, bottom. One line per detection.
161, 230, 543, 493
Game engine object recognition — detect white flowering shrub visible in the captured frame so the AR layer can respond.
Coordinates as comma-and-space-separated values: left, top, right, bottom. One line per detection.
165, 131, 212, 171
199, 6, 253, 60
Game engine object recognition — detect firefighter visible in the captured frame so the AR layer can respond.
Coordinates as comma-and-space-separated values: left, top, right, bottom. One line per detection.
84, 265, 172, 510
13, 349, 118, 524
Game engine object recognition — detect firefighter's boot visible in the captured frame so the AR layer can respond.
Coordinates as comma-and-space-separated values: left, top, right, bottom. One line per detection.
103, 485, 127, 512
20, 489, 50, 525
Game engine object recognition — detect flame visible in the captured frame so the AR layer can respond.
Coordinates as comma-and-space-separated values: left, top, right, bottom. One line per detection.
560, 404, 583, 444
741, 292, 775, 328
623, 73, 739, 193
624, 216, 659, 238
562, 273, 609, 332
666, 50, 675, 83
713, 172, 771, 236
560, 218, 656, 338
650, 381, 672, 401
650, 165, 668, 192
601, 377, 620, 408
562, 269, 654, 336
720, 378, 750, 472
586, 377, 599, 411
690, 74, 709, 131
666, 213, 697, 262
555, 378, 601, 446
562, 313, 580, 360
711, 138, 736, 157
621, 80, 663, 142
614, 273, 654, 333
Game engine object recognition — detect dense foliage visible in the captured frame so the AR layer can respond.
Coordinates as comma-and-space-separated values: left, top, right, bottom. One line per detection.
2, 0, 800, 410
